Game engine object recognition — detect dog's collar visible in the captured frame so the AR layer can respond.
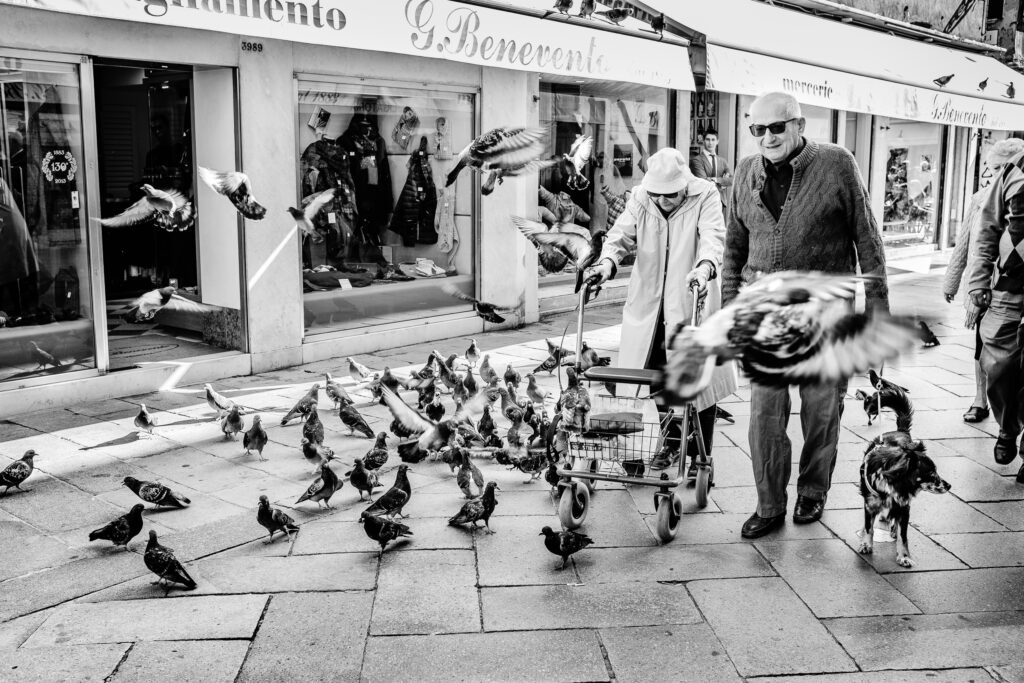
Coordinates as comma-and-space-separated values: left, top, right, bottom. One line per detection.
862, 450, 881, 498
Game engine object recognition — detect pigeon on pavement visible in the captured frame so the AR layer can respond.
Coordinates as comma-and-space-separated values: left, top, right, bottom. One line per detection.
204, 383, 235, 417
243, 415, 269, 460
364, 432, 390, 470
347, 356, 374, 381
288, 188, 335, 243
504, 364, 522, 390
295, 463, 343, 509
134, 403, 157, 435
479, 355, 499, 385
448, 482, 500, 532
302, 404, 325, 445
425, 395, 446, 423
281, 383, 320, 425
300, 438, 334, 474
541, 525, 594, 569
324, 372, 354, 407
466, 339, 480, 367
339, 403, 374, 438
362, 464, 412, 518
220, 405, 243, 440
525, 374, 548, 405
89, 503, 145, 549
197, 166, 267, 220
257, 495, 299, 543
144, 530, 196, 591
456, 453, 485, 499
347, 458, 381, 500
123, 476, 191, 508
360, 511, 412, 555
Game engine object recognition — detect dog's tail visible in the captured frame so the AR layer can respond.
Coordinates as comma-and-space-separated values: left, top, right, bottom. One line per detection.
874, 387, 913, 434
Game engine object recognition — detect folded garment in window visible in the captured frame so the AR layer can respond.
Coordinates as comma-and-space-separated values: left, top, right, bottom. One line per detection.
303, 269, 375, 290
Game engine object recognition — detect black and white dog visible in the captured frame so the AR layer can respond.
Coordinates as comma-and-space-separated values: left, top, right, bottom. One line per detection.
857, 386, 950, 567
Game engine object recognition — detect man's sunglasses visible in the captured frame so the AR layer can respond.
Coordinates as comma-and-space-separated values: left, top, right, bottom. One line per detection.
648, 191, 679, 199
748, 118, 798, 138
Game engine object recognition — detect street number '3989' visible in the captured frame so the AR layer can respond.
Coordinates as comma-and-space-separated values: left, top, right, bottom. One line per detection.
241, 41, 263, 52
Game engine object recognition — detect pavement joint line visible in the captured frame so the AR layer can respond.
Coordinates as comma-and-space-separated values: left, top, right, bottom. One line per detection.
103, 641, 136, 683
593, 628, 617, 682
233, 593, 274, 683
357, 530, 385, 682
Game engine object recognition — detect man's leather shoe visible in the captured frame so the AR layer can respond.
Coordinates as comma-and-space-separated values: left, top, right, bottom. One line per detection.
741, 512, 785, 539
994, 433, 1018, 465
793, 495, 826, 524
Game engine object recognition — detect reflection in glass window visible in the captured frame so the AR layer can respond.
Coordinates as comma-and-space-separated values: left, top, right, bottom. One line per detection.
296, 80, 475, 333
0, 59, 94, 383
879, 119, 942, 249
537, 80, 670, 279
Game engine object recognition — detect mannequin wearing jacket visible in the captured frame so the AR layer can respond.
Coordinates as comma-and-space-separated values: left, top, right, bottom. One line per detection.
339, 112, 392, 264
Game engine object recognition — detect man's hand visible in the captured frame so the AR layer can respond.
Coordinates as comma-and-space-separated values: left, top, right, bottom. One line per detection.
969, 288, 992, 310
685, 261, 714, 301
583, 259, 614, 287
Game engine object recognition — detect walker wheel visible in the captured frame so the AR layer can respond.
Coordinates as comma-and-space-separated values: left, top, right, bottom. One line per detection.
558, 482, 590, 530
695, 461, 714, 509
655, 492, 683, 542
571, 457, 599, 493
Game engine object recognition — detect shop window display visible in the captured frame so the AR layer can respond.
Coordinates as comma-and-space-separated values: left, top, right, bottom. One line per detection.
0, 59, 94, 383
878, 119, 942, 248
296, 80, 474, 332
536, 80, 670, 283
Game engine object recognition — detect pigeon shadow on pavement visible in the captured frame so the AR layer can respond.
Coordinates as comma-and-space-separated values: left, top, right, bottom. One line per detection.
79, 432, 143, 450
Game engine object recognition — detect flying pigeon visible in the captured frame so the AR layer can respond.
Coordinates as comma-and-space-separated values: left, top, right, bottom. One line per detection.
445, 126, 547, 188
302, 404, 325, 445
364, 432, 390, 470
595, 7, 632, 24
540, 525, 594, 569
204, 383, 235, 417
134, 403, 157, 435
448, 481, 500, 532
243, 414, 268, 460
257, 495, 299, 543
280, 383, 320, 425
197, 166, 267, 220
578, 0, 595, 18
116, 287, 206, 323
380, 386, 492, 455
339, 403, 374, 438
933, 74, 954, 88
360, 511, 413, 555
1, 450, 37, 494
300, 437, 334, 474
466, 339, 480, 367
562, 135, 593, 191
480, 159, 557, 196
144, 530, 196, 591
347, 356, 374, 381
659, 272, 917, 403
346, 457, 381, 500
363, 464, 413, 519
287, 188, 335, 243
918, 320, 940, 347
442, 283, 519, 324
123, 476, 190, 508
324, 372, 354, 407
295, 463, 343, 509
512, 216, 602, 292
99, 184, 193, 231
220, 405, 243, 440
29, 341, 61, 369
89, 503, 145, 549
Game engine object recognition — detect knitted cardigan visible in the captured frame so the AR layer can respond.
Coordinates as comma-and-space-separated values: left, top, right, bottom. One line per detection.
723, 139, 889, 311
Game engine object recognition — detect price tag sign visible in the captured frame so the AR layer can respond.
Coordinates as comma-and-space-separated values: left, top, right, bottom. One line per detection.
327, 212, 336, 224
337, 279, 353, 290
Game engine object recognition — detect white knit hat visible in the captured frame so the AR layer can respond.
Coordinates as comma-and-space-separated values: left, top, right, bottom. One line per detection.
641, 148, 692, 194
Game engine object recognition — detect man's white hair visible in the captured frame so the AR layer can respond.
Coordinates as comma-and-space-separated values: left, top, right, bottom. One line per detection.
751, 91, 802, 119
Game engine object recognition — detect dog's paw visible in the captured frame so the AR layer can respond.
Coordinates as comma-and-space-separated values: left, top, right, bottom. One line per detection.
856, 539, 873, 555
896, 553, 915, 568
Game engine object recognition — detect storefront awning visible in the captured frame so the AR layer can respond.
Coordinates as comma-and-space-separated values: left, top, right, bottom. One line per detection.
648, 0, 1024, 130
0, 0, 693, 90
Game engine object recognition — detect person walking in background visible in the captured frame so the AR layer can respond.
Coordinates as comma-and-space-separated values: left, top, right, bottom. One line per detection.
690, 127, 732, 216
585, 147, 737, 473
944, 138, 1024, 425
966, 141, 1024, 480
723, 92, 889, 539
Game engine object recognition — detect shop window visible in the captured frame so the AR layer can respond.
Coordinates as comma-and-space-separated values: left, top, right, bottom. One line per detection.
537, 80, 670, 284
295, 79, 475, 333
688, 89, 719, 159
736, 95, 833, 161
877, 119, 942, 249
0, 58, 94, 383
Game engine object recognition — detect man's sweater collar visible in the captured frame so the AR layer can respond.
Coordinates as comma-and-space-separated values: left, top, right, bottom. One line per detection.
760, 138, 817, 173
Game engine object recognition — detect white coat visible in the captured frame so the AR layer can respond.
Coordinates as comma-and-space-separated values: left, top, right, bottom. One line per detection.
598, 179, 737, 412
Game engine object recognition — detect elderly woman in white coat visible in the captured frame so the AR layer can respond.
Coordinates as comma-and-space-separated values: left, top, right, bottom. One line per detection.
586, 148, 737, 470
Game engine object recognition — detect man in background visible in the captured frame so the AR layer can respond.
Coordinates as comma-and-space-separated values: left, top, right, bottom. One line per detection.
690, 127, 732, 216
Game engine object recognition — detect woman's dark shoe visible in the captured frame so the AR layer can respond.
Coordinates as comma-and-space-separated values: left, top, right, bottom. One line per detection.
1016, 463, 1024, 485
740, 512, 785, 539
963, 406, 990, 423
995, 432, 1019, 465
793, 495, 826, 524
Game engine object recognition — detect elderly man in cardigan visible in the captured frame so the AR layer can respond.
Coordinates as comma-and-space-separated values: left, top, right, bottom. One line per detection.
723, 92, 889, 539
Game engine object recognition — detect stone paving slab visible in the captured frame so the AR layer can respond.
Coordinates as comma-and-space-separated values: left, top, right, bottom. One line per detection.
825, 611, 1024, 670
905, 489, 1008, 534
23, 594, 267, 646
754, 669, 998, 682
600, 624, 742, 683
885, 567, 1024, 613
820, 508, 969, 573
371, 549, 478, 635
931, 531, 1024, 567
97, 484, 247, 532
641, 511, 833, 544
481, 583, 702, 631
993, 664, 1024, 682
361, 629, 610, 683
689, 577, 857, 677
0, 611, 51, 651
972, 500, 1024, 531
709, 483, 863, 515
109, 640, 251, 683
0, 519, 79, 582
2, 643, 130, 683
295, 518, 474, 554
575, 543, 774, 584
236, 591, 373, 682
0, 475, 124, 533
929, 456, 1024, 502
941, 437, 1020, 475
755, 539, 921, 618
476, 515, 580, 586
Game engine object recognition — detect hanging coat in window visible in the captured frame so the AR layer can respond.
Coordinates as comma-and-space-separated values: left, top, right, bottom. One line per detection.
390, 137, 438, 246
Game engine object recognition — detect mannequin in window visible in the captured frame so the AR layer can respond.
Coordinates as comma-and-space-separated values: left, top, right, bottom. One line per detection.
338, 111, 392, 265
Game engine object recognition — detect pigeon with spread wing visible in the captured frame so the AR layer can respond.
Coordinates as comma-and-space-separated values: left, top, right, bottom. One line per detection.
116, 287, 208, 324
512, 216, 602, 292
442, 283, 521, 324
288, 188, 335, 243
562, 135, 593, 191
99, 184, 193, 232
446, 126, 547, 188
197, 166, 267, 220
